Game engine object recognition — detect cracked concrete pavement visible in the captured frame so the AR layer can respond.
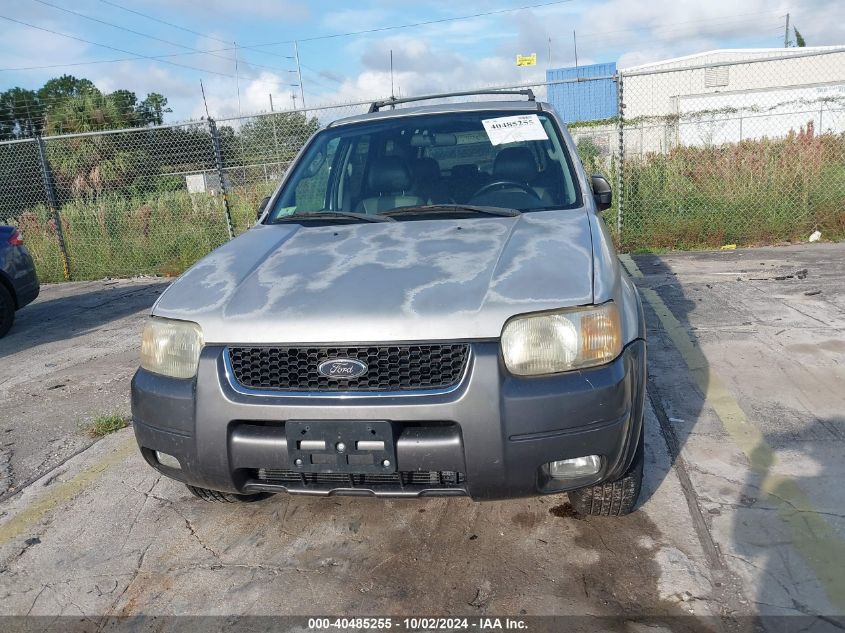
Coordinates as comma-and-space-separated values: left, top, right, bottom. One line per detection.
628, 243, 845, 624
0, 244, 844, 628
0, 278, 169, 500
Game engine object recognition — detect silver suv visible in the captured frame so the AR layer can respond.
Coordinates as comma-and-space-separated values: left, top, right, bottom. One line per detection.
131, 90, 647, 516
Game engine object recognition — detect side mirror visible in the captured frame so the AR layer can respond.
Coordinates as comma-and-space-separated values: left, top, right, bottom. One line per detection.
591, 174, 612, 212
257, 196, 271, 220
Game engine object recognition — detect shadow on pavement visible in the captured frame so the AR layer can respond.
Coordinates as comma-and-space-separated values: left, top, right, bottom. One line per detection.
0, 280, 168, 359
632, 250, 845, 628
627, 253, 703, 510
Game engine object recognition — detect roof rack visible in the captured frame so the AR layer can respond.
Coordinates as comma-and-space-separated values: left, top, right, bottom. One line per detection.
368, 88, 536, 113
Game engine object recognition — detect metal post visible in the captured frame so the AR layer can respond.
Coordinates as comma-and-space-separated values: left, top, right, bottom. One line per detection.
35, 135, 71, 280
784, 13, 790, 48
270, 95, 280, 162
294, 40, 306, 114
207, 118, 235, 240
615, 73, 625, 244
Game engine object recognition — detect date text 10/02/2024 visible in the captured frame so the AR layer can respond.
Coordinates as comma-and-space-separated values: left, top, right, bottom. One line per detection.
307, 617, 528, 630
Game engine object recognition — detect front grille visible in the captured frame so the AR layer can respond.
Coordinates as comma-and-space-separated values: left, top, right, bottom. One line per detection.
228, 344, 469, 392
255, 469, 466, 489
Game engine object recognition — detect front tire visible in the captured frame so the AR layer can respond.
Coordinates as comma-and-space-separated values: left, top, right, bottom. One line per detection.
0, 284, 15, 338
567, 430, 644, 517
186, 484, 272, 503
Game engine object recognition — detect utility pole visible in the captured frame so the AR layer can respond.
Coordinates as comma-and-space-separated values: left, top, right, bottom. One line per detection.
573, 30, 579, 69
548, 37, 552, 69
390, 50, 395, 99
784, 13, 790, 47
294, 40, 306, 113
269, 94, 280, 163
200, 79, 210, 118
234, 40, 242, 116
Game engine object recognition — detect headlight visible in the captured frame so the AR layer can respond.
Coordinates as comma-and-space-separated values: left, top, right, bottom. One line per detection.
501, 303, 622, 376
140, 317, 203, 379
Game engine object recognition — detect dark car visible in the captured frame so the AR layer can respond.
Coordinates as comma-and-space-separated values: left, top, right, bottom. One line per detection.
0, 225, 40, 337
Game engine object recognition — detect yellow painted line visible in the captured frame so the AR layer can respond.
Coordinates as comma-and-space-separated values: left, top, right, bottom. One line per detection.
624, 254, 845, 610
618, 254, 642, 278
0, 437, 135, 545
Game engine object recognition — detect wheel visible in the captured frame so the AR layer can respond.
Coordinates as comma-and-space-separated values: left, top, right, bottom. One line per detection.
0, 284, 15, 338
186, 484, 273, 503
568, 429, 644, 517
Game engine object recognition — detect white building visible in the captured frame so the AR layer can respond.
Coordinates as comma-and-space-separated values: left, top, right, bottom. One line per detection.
621, 46, 845, 154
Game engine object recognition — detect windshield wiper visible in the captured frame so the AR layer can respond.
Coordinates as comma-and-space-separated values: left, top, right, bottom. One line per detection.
272, 211, 394, 224
383, 204, 520, 218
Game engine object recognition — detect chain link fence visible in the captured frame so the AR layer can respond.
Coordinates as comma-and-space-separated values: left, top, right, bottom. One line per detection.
618, 48, 845, 250
1, 48, 843, 282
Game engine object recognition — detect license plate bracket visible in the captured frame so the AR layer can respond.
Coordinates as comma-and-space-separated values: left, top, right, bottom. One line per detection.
286, 420, 397, 473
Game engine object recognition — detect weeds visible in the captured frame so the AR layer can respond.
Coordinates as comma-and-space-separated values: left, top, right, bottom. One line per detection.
9, 129, 845, 283
79, 414, 129, 438
620, 127, 845, 250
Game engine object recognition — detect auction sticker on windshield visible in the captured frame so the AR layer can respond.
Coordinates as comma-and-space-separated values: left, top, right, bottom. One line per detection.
481, 114, 549, 145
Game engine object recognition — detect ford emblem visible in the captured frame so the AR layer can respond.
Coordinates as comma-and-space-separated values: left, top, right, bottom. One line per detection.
317, 358, 368, 379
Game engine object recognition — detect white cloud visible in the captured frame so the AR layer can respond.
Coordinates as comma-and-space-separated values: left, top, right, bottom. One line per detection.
1, 24, 90, 76
9, 0, 841, 124
144, 0, 309, 19
307, 37, 546, 109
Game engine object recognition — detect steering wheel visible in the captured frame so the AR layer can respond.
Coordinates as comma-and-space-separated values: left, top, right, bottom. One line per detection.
471, 180, 540, 200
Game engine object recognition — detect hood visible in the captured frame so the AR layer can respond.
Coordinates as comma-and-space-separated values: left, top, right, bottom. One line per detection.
153, 210, 594, 343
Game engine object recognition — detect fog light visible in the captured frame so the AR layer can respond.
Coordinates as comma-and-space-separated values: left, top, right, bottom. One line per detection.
549, 455, 601, 479
156, 451, 181, 470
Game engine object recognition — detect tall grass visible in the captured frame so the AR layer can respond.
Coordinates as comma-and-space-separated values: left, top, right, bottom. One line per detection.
622, 128, 845, 250
10, 128, 845, 283
16, 190, 232, 282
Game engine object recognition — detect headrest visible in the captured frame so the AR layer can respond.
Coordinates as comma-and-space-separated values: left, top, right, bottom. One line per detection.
368, 156, 412, 192
451, 164, 480, 179
493, 147, 538, 182
413, 157, 441, 182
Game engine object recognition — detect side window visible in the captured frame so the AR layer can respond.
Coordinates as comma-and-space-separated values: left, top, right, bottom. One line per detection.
293, 137, 340, 211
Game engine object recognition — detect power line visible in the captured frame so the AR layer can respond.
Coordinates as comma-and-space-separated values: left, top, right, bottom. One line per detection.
96, 0, 295, 62
32, 0, 296, 75
267, 8, 787, 81
0, 14, 297, 92
574, 17, 787, 51
577, 10, 784, 39
242, 0, 579, 49
98, 0, 232, 45
0, 14, 235, 78
0, 45, 289, 73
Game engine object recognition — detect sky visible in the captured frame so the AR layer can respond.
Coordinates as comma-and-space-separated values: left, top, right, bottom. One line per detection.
1, 0, 844, 123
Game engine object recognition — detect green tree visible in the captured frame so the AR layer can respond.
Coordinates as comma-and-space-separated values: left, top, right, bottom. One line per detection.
109, 89, 139, 124
37, 75, 98, 102
136, 93, 171, 126
44, 92, 125, 135
0, 87, 43, 140
794, 27, 806, 47
236, 112, 320, 165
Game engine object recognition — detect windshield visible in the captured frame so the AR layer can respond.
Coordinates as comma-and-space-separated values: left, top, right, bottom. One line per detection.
266, 110, 582, 223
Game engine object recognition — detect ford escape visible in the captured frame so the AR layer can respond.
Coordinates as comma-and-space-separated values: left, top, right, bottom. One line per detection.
131, 89, 647, 516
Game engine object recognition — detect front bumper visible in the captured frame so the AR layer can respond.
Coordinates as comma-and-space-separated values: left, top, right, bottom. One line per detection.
131, 339, 646, 500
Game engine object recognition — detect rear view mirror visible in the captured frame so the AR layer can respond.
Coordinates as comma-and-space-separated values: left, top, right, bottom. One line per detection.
591, 174, 612, 212
410, 133, 457, 147
257, 196, 271, 220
